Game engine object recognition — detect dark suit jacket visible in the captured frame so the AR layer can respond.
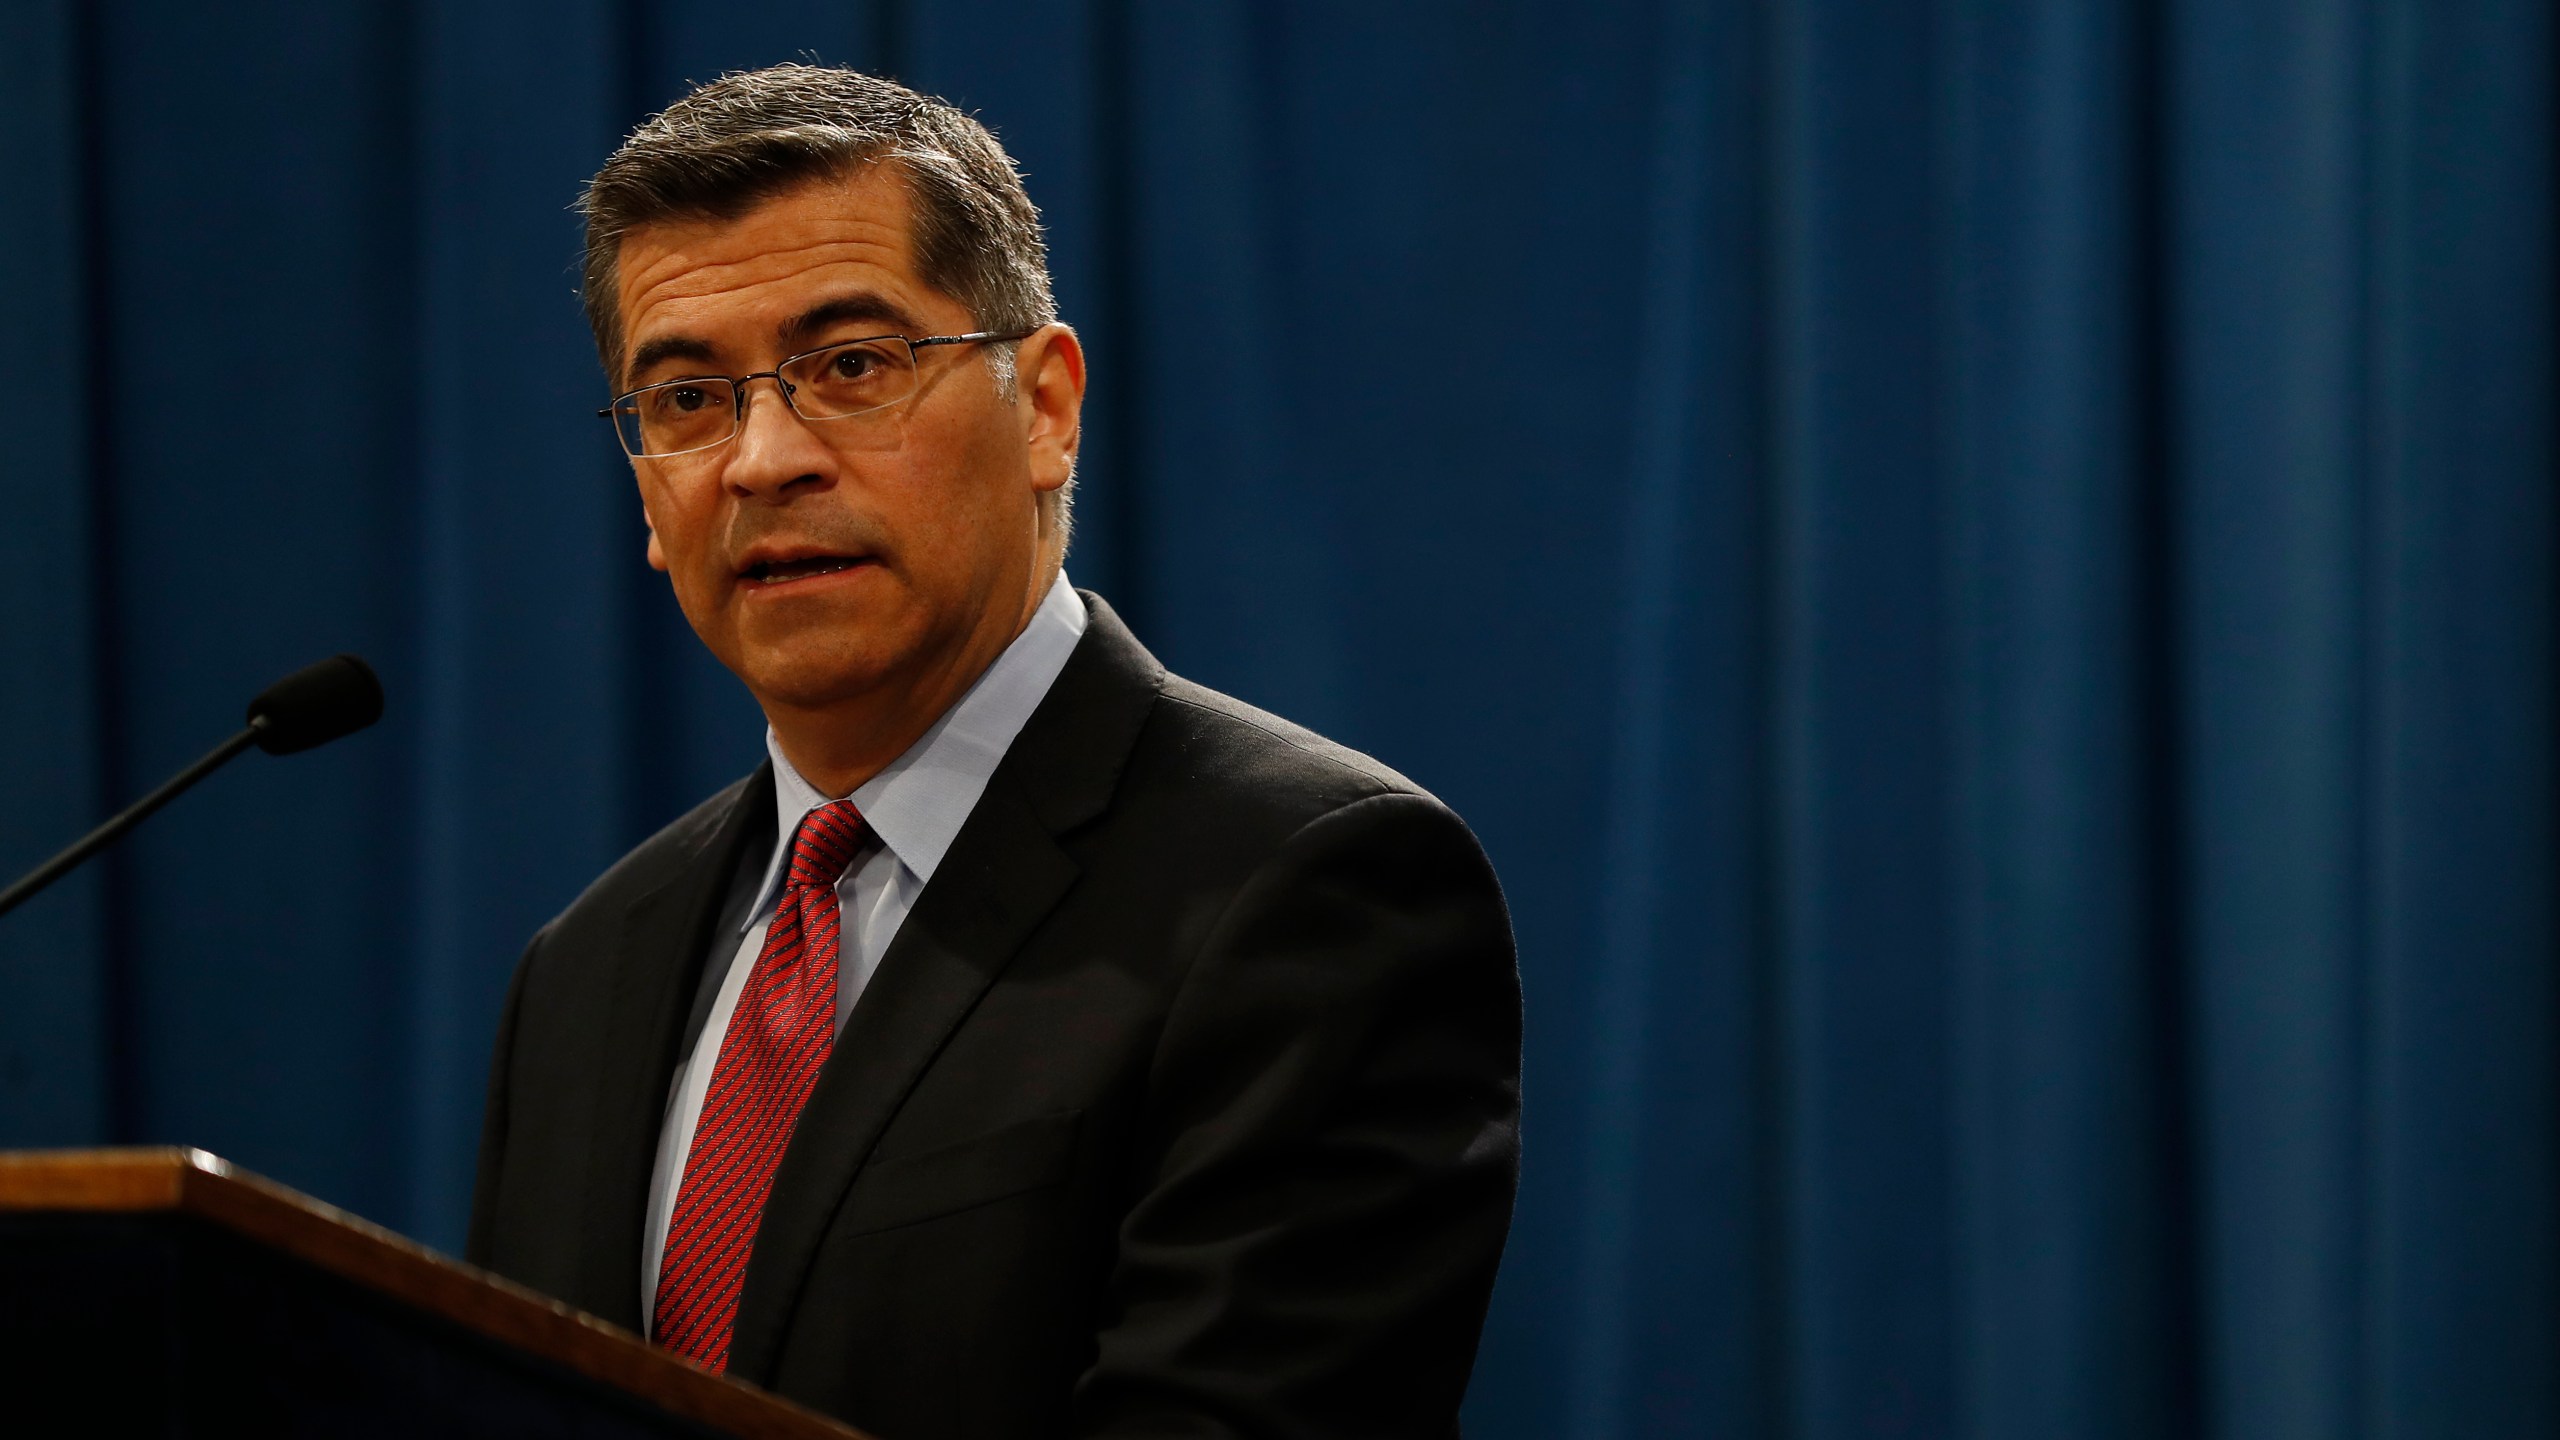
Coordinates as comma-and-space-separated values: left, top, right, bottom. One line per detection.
467, 596, 1521, 1440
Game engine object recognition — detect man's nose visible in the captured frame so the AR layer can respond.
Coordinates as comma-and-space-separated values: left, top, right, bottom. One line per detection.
722, 375, 835, 499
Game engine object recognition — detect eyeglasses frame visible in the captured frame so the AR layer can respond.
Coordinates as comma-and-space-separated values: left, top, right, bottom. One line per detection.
597, 328, 1038, 460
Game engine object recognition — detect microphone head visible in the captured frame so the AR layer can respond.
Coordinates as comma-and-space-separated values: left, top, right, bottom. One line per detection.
247, 654, 385, 755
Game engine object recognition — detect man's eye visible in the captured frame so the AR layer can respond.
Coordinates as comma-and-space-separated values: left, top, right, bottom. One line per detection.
654, 385, 720, 415
830, 350, 879, 380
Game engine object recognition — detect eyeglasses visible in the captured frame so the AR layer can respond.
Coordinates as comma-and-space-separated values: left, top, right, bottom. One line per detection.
598, 330, 1034, 459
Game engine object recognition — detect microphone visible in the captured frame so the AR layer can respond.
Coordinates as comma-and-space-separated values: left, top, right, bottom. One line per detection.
0, 654, 384, 920
244, 653, 385, 755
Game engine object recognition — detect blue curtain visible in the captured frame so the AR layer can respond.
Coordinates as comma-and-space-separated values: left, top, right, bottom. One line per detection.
1, 3, 2550, 1437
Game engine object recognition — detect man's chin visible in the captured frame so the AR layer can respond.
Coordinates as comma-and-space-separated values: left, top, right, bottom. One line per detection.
720, 633, 910, 714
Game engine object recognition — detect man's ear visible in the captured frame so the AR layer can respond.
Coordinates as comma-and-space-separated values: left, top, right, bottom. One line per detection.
1019, 324, 1086, 498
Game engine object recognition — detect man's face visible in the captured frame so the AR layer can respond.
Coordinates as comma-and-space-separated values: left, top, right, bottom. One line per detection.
613, 166, 1074, 719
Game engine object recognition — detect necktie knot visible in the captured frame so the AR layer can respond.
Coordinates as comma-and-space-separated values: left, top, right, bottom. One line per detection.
787, 799, 867, 888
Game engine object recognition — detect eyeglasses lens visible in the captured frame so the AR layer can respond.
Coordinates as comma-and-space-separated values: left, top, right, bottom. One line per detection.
619, 382, 736, 457
781, 339, 917, 419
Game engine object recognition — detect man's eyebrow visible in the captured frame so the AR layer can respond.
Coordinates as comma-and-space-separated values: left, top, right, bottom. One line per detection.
782, 293, 925, 346
622, 293, 924, 383
626, 334, 718, 381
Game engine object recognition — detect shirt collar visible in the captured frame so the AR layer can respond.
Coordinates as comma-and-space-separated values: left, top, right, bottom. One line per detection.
741, 570, 1089, 930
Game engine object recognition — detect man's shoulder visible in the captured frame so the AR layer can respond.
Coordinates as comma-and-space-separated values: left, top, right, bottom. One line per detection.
532, 767, 765, 947
1125, 672, 1442, 833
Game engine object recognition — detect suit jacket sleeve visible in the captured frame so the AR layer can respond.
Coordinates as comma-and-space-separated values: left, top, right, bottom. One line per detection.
1073, 790, 1523, 1440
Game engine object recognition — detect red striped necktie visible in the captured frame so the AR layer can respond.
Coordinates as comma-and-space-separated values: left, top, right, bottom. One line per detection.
653, 798, 867, 1370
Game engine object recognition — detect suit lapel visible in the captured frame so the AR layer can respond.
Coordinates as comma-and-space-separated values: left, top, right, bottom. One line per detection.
725, 594, 1164, 1381
575, 768, 774, 1330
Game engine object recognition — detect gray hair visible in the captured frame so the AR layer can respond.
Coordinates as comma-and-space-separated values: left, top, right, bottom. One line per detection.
581, 64, 1071, 537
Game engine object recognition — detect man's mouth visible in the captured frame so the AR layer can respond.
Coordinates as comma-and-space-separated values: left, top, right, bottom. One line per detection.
743, 555, 868, 585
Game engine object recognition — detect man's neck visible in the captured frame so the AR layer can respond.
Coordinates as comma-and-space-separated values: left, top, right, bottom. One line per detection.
764, 563, 1059, 797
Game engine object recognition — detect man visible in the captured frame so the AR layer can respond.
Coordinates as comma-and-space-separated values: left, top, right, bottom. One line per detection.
468, 64, 1520, 1440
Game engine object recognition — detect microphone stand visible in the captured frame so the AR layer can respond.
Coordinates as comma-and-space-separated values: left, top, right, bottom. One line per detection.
0, 715, 272, 920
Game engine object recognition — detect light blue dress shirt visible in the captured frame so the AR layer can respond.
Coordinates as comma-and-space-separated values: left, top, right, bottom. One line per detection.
641, 571, 1090, 1322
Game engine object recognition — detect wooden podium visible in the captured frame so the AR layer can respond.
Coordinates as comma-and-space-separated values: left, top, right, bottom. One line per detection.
0, 1148, 867, 1437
